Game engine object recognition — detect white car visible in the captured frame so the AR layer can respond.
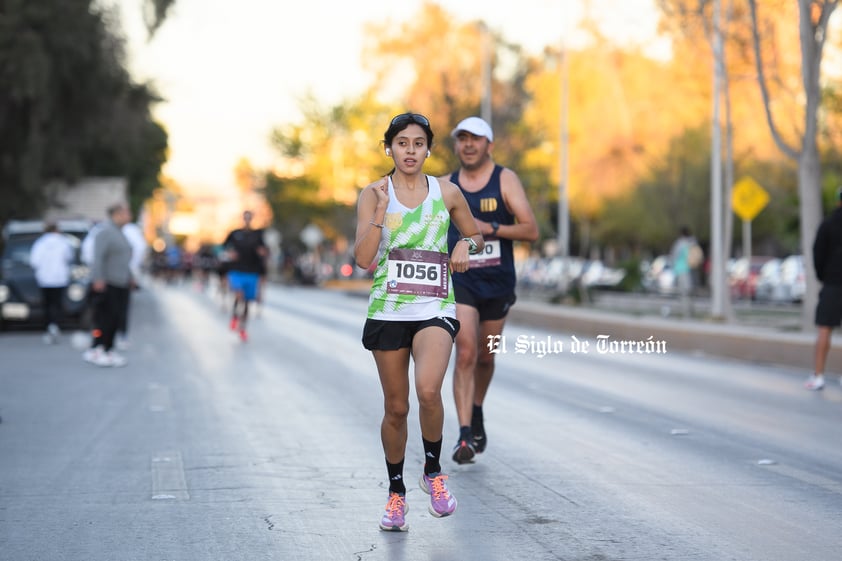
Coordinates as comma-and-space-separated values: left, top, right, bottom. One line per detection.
779, 255, 806, 303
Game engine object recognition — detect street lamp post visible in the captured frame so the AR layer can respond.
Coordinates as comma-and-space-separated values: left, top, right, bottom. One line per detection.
710, 0, 727, 319
558, 43, 570, 258
481, 21, 492, 125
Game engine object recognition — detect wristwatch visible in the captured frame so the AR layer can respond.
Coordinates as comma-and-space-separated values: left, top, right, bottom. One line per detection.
461, 237, 479, 254
490, 221, 500, 236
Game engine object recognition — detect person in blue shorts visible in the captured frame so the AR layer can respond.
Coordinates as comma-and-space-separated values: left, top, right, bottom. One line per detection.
441, 117, 539, 464
223, 211, 267, 342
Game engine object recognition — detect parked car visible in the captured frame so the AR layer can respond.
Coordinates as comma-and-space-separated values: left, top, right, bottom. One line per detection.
753, 258, 783, 302
729, 256, 775, 300
517, 255, 586, 292
642, 255, 676, 295
0, 220, 92, 330
779, 255, 806, 303
579, 259, 626, 288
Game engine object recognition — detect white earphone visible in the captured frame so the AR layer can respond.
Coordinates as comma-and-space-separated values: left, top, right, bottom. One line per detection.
426, 150, 431, 157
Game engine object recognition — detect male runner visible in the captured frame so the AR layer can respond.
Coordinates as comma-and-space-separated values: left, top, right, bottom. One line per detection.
443, 117, 539, 464
222, 210, 267, 342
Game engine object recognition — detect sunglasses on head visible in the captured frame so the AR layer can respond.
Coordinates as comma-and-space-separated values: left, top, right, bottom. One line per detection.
390, 113, 430, 128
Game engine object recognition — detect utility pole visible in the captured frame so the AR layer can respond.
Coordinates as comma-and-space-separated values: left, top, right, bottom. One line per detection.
481, 22, 492, 125
710, 0, 727, 319
558, 44, 570, 258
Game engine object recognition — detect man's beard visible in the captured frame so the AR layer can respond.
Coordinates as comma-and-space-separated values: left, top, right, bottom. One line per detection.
460, 153, 490, 171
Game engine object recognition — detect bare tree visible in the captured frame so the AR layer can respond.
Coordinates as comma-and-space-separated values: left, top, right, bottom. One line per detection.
748, 0, 838, 328
655, 0, 738, 321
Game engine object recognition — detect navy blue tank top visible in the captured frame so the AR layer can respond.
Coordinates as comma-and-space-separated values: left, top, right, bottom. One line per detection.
447, 165, 517, 297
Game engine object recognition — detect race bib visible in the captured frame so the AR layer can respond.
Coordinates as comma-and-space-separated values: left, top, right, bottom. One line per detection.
469, 239, 501, 268
386, 249, 449, 298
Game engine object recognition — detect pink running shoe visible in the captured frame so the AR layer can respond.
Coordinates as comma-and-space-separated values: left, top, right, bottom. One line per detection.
804, 374, 825, 391
379, 493, 408, 532
419, 473, 457, 517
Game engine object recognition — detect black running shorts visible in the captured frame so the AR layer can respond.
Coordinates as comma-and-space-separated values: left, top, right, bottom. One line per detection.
815, 284, 842, 327
362, 316, 461, 351
453, 284, 516, 322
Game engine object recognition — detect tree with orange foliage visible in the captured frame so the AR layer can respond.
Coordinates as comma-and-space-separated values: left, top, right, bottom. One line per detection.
748, 0, 839, 327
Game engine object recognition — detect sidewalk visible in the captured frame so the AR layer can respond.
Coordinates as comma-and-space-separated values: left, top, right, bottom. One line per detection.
323, 279, 842, 374
507, 299, 841, 374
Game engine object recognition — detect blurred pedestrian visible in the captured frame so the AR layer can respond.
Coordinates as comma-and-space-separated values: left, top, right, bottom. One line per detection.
194, 244, 218, 292
80, 221, 106, 267
670, 225, 700, 318
440, 116, 538, 464
805, 188, 842, 390
222, 210, 267, 342
355, 112, 483, 531
29, 222, 74, 344
214, 245, 232, 309
82, 203, 133, 367
115, 219, 147, 350
80, 221, 106, 352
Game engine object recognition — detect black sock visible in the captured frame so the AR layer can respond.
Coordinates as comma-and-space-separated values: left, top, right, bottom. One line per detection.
459, 425, 472, 442
471, 405, 484, 433
386, 458, 406, 495
422, 438, 442, 475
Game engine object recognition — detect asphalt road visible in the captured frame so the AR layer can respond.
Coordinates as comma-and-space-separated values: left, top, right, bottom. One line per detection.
1, 280, 841, 561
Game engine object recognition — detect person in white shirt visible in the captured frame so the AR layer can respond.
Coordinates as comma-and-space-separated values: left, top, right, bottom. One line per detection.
29, 222, 74, 343
116, 221, 147, 348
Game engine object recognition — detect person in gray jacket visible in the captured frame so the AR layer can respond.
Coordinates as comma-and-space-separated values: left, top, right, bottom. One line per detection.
82, 203, 133, 367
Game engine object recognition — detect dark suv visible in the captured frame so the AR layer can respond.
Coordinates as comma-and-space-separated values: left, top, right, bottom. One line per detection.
0, 219, 93, 330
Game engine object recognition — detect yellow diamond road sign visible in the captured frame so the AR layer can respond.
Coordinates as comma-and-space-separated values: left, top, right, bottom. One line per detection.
731, 176, 769, 221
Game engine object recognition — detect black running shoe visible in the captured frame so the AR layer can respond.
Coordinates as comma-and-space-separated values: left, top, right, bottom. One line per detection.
451, 439, 476, 464
471, 419, 487, 453
472, 430, 487, 454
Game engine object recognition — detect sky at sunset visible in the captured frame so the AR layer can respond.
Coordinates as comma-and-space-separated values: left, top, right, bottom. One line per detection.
116, 0, 664, 195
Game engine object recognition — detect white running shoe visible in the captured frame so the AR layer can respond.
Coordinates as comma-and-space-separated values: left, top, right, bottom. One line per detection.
804, 374, 825, 391
83, 346, 103, 363
93, 351, 127, 368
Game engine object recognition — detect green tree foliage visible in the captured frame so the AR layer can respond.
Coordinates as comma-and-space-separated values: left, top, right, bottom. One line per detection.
0, 0, 168, 226
596, 124, 804, 256
265, 3, 537, 248
596, 126, 713, 253
265, 95, 388, 255
362, 3, 534, 179
263, 172, 355, 256
259, 1, 841, 266
80, 85, 169, 215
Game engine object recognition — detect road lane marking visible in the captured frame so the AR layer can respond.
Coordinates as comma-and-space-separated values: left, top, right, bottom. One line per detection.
151, 451, 189, 500
148, 382, 171, 413
761, 463, 842, 495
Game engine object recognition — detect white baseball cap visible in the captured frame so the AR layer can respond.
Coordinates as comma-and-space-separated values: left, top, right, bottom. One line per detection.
450, 116, 493, 142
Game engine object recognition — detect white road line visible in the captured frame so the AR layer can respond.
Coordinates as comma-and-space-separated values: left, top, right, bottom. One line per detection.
148, 382, 171, 413
150, 451, 189, 500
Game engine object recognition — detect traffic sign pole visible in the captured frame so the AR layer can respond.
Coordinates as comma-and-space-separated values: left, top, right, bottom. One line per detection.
731, 175, 769, 263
